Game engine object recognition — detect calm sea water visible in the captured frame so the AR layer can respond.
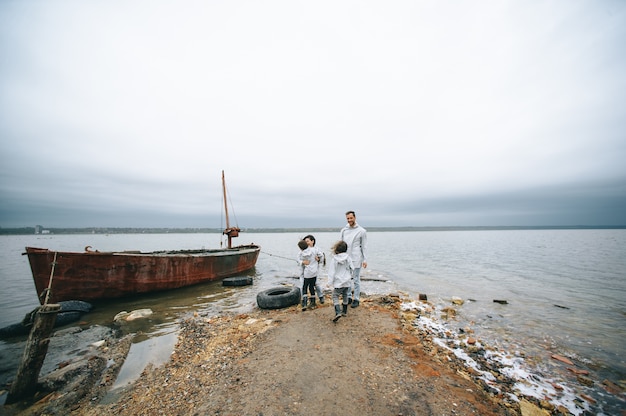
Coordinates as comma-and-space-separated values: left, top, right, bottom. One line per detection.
0, 230, 624, 412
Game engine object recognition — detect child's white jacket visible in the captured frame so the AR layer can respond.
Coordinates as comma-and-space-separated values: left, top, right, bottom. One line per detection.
298, 247, 317, 279
328, 252, 353, 289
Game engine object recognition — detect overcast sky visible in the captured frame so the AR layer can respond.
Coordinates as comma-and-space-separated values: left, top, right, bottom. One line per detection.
1, 1, 625, 229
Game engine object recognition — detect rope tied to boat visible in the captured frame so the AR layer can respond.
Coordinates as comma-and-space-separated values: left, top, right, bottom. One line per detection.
42, 252, 58, 306
261, 250, 296, 262
261, 250, 326, 265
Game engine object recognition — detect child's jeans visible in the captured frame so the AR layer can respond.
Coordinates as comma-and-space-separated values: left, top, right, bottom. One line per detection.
303, 277, 317, 297
332, 287, 350, 306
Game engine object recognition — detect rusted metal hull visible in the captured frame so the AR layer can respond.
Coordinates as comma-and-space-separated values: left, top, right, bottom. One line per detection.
24, 245, 260, 304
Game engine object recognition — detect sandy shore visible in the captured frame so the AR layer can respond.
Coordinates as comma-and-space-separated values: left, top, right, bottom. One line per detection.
4, 294, 565, 415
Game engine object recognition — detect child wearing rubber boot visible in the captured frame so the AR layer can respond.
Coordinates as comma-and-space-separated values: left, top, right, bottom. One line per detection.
304, 234, 325, 304
327, 240, 354, 322
297, 239, 317, 311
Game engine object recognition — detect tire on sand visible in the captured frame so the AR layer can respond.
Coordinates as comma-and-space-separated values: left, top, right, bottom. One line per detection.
223, 276, 253, 287
257, 286, 301, 310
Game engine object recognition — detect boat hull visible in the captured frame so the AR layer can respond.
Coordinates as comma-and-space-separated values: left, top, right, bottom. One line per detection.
24, 245, 260, 304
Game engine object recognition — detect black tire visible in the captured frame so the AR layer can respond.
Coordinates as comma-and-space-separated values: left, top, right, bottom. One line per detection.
0, 322, 29, 339
59, 300, 92, 313
0, 301, 92, 339
257, 286, 301, 310
223, 276, 253, 286
54, 311, 83, 327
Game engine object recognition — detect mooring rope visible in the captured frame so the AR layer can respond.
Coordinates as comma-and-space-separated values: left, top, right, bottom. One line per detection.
261, 250, 326, 266
43, 252, 58, 305
261, 250, 297, 262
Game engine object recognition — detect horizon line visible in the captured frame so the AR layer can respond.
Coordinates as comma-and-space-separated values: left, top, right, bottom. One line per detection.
1, 224, 625, 235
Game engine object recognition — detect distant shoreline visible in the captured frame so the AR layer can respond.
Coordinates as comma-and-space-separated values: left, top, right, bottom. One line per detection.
1, 225, 625, 235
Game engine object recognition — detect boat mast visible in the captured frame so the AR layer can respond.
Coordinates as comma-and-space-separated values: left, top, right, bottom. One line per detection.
222, 170, 240, 248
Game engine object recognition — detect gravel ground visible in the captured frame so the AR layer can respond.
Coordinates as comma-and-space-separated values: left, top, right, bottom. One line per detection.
5, 295, 528, 416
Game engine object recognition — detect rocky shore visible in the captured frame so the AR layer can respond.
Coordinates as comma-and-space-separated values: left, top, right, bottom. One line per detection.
1, 294, 602, 415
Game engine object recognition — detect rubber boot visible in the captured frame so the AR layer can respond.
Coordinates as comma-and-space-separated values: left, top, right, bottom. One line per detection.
342, 304, 348, 317
332, 305, 342, 322
309, 298, 316, 309
301, 296, 308, 311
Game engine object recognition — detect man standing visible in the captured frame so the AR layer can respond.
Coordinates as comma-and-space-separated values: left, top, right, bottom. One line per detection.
340, 210, 367, 308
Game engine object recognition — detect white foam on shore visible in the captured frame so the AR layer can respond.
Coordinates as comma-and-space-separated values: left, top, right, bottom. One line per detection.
401, 301, 590, 416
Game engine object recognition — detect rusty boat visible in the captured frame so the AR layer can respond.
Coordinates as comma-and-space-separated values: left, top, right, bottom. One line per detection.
23, 171, 260, 304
